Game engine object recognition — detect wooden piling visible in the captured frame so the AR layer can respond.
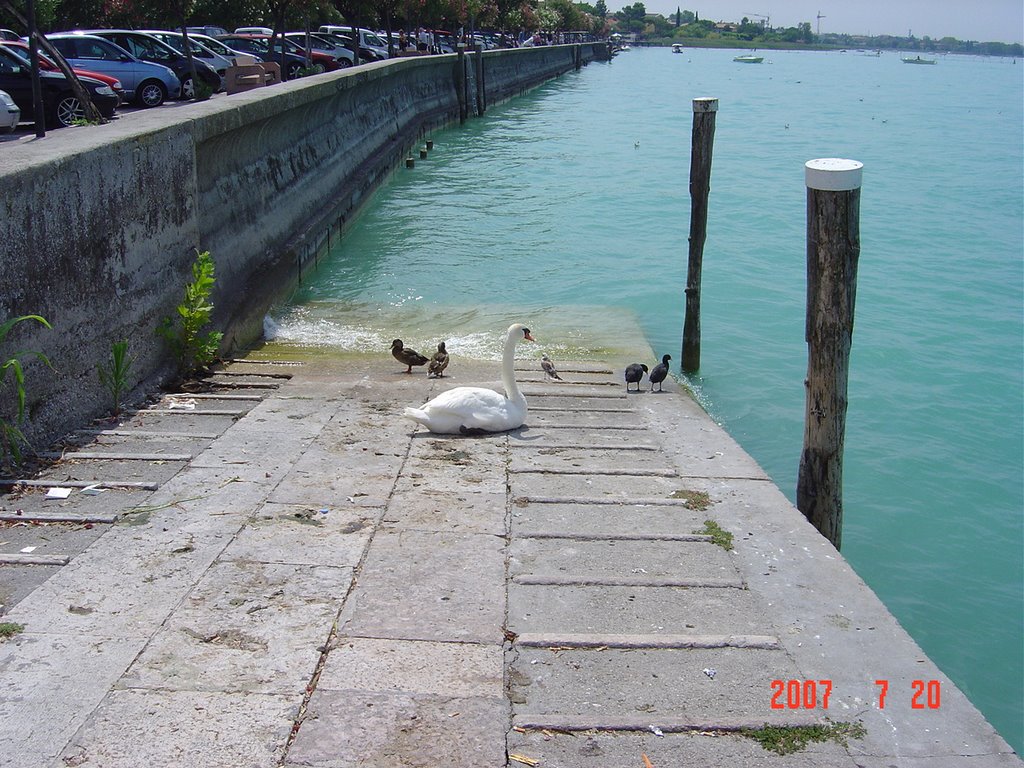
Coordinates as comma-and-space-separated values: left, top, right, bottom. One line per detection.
474, 44, 485, 116
456, 46, 467, 124
681, 97, 718, 373
797, 158, 863, 551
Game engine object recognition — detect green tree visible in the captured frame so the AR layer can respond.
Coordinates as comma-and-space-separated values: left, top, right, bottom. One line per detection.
593, 0, 606, 18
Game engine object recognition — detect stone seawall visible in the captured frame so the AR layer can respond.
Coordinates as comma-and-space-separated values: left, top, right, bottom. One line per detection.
0, 43, 603, 451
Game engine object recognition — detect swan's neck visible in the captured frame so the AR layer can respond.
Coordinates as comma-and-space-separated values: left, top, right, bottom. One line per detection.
501, 332, 524, 405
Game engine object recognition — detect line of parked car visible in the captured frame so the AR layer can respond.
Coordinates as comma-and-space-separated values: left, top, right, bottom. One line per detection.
0, 24, 394, 132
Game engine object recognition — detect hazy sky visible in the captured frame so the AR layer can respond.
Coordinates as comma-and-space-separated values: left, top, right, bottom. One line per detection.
638, 0, 1024, 44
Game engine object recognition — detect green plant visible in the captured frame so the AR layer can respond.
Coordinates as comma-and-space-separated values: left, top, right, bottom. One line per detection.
694, 519, 733, 550
0, 621, 25, 639
157, 250, 224, 376
98, 339, 132, 415
1, 314, 52, 466
740, 721, 866, 754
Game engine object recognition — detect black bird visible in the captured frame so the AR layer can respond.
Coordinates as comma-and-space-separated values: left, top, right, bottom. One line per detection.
649, 353, 671, 392
624, 363, 648, 392
391, 339, 429, 373
541, 354, 563, 381
427, 342, 449, 378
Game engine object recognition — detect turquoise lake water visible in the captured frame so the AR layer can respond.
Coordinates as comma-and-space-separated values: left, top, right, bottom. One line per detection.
270, 47, 1024, 751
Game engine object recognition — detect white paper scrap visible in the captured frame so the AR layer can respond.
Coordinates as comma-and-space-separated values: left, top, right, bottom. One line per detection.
81, 484, 106, 495
20, 546, 36, 553
45, 487, 73, 499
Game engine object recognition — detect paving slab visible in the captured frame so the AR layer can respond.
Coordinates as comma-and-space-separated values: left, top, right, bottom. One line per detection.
510, 426, 659, 448
510, 471, 697, 500
267, 442, 399, 508
506, 730, 860, 767
285, 689, 508, 768
221, 501, 378, 567
510, 446, 669, 474
526, 409, 644, 428
509, 537, 740, 584
30, 456, 186, 485
120, 561, 351, 694
509, 646, 805, 724
58, 689, 297, 768
337, 529, 506, 644
508, 583, 778, 637
383, 489, 507, 535
319, 637, 503, 697
0, 633, 144, 768
510, 501, 708, 538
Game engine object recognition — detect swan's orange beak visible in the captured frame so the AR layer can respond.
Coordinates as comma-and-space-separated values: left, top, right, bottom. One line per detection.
524, 331, 535, 341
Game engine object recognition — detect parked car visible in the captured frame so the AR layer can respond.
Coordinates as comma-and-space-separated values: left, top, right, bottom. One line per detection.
47, 33, 180, 107
0, 29, 19, 42
139, 30, 233, 86
234, 27, 273, 35
0, 45, 118, 128
0, 88, 18, 132
318, 26, 389, 60
0, 40, 125, 103
74, 29, 220, 98
183, 32, 252, 64
185, 26, 229, 39
216, 34, 328, 78
282, 33, 354, 67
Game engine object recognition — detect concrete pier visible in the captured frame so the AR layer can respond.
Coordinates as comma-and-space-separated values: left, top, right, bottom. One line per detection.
0, 344, 1017, 766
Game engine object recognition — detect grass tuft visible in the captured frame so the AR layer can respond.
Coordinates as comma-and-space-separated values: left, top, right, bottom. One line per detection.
741, 721, 867, 754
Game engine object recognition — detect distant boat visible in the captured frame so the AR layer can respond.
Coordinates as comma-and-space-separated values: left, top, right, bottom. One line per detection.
733, 54, 764, 63
902, 55, 936, 65
672, 43, 683, 53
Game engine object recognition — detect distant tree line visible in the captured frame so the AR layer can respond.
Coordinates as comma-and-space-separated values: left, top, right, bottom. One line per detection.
0, 0, 610, 37
607, 3, 1022, 56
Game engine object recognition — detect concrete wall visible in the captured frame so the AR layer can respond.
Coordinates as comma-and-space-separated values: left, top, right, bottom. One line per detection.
0, 44, 605, 453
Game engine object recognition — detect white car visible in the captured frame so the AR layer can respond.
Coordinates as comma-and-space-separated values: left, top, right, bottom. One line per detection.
0, 89, 19, 133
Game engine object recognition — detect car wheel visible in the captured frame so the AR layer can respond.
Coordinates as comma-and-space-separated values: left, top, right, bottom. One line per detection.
337, 59, 352, 68
53, 94, 86, 127
136, 80, 167, 108
180, 75, 195, 100
286, 62, 303, 79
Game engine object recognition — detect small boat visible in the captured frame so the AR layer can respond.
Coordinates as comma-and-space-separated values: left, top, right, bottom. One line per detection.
671, 43, 683, 53
733, 54, 764, 63
902, 55, 936, 64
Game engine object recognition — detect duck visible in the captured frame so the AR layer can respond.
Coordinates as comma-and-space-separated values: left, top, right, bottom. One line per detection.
649, 353, 671, 391
391, 339, 429, 373
624, 363, 648, 392
541, 354, 563, 381
427, 342, 449, 378
404, 324, 534, 434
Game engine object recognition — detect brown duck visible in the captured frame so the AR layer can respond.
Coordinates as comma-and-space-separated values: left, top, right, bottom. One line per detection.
391, 339, 429, 373
428, 342, 449, 378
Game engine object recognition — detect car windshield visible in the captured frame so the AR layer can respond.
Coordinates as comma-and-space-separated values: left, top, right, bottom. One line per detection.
194, 36, 234, 56
226, 38, 270, 54
115, 34, 175, 62
363, 31, 385, 47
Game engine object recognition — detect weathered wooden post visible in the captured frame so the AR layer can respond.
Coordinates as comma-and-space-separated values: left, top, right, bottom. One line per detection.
797, 158, 863, 551
681, 97, 717, 373
474, 43, 485, 116
456, 45, 467, 124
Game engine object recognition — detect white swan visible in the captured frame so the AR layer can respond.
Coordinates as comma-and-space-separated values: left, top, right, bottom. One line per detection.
403, 323, 534, 434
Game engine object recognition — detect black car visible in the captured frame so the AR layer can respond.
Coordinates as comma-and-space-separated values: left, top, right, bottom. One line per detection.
77, 29, 220, 97
0, 45, 118, 128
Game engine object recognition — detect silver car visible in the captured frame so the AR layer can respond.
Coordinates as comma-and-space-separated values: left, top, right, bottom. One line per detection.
140, 29, 233, 88
0, 88, 19, 133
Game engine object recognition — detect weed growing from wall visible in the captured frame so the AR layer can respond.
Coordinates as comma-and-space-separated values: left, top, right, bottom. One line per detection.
98, 339, 132, 415
0, 314, 52, 466
157, 250, 224, 378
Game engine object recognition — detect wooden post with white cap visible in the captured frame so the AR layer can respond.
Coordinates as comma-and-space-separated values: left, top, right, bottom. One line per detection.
797, 157, 863, 550
681, 97, 718, 373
